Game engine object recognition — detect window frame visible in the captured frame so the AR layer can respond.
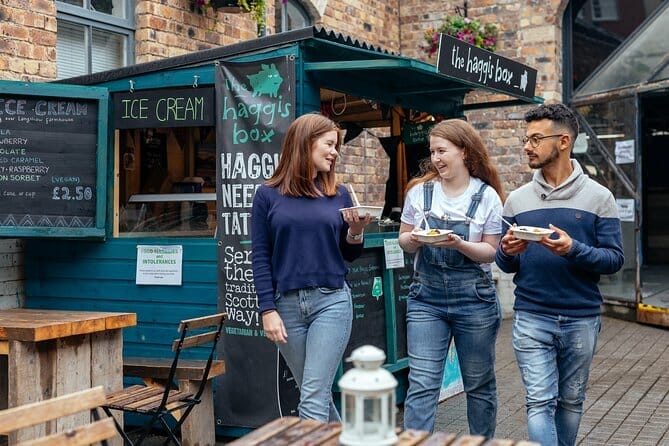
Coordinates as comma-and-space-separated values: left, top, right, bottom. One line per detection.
591, 0, 619, 22
277, 0, 311, 33
56, 0, 135, 79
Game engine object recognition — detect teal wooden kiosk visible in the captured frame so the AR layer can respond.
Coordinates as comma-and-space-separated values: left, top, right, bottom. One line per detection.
6, 27, 540, 436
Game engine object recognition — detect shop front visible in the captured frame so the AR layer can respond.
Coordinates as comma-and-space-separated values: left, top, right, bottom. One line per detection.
571, 3, 669, 328
4, 27, 540, 434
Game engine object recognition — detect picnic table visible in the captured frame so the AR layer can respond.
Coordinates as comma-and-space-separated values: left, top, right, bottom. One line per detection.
228, 416, 540, 446
0, 308, 136, 445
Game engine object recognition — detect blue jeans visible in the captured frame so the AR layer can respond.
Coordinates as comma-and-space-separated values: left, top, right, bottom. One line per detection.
274, 285, 352, 422
512, 311, 601, 446
403, 272, 501, 436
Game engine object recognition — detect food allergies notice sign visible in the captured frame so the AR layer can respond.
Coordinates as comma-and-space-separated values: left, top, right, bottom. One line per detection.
436, 34, 537, 100
0, 81, 107, 238
135, 245, 183, 285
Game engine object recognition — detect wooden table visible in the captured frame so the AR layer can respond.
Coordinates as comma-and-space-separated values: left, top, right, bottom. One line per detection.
0, 308, 136, 445
228, 417, 540, 446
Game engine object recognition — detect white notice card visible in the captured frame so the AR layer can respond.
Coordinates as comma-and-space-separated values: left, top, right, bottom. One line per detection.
136, 245, 183, 285
616, 198, 635, 222
384, 238, 405, 269
615, 140, 634, 164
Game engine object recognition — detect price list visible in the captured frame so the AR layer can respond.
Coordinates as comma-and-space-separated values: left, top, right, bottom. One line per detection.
0, 95, 98, 228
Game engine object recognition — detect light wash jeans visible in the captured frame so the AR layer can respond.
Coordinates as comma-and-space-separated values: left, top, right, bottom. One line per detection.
403, 271, 501, 436
274, 284, 352, 422
512, 310, 601, 446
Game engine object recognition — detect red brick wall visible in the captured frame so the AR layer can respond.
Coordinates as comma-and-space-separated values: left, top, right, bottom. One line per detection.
135, 1, 261, 63
0, 0, 57, 81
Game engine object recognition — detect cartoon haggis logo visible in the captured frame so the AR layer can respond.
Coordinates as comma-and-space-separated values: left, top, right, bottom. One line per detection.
247, 63, 284, 98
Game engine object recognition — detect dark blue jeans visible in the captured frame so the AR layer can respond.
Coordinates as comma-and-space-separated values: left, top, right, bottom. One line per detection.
403, 270, 501, 436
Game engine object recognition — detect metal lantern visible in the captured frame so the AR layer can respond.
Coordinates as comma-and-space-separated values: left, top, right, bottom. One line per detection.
338, 345, 398, 446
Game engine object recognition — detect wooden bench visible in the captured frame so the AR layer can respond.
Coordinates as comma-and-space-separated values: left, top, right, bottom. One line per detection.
123, 357, 226, 446
0, 386, 117, 446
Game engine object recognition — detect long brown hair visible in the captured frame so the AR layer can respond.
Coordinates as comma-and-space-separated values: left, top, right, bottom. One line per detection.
405, 119, 506, 202
266, 113, 342, 197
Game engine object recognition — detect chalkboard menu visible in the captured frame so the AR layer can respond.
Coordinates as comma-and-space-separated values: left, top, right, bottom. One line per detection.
393, 256, 414, 360
344, 249, 388, 370
0, 82, 107, 237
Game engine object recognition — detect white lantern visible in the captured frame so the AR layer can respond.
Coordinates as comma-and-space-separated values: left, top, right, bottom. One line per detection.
338, 345, 398, 446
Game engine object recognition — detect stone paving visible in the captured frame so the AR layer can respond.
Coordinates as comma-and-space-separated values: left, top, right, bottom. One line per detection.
428, 316, 669, 445
135, 316, 668, 445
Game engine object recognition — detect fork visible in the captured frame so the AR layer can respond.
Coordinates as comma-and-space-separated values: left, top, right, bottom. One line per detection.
500, 216, 516, 228
420, 207, 431, 230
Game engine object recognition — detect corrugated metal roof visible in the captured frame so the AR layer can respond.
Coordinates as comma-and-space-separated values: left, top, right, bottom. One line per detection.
59, 26, 393, 85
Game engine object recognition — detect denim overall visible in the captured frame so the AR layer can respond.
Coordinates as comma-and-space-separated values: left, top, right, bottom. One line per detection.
403, 181, 501, 436
416, 181, 489, 274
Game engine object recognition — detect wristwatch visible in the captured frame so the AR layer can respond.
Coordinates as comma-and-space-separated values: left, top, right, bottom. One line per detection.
348, 230, 364, 241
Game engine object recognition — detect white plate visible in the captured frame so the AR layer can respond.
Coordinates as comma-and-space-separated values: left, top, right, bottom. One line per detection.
339, 206, 384, 220
413, 228, 454, 243
510, 226, 554, 241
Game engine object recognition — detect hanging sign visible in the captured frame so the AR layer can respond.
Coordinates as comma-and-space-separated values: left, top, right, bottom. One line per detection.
436, 34, 537, 100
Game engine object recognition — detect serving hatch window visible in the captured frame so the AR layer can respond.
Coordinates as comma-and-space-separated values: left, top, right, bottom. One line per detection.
113, 87, 217, 238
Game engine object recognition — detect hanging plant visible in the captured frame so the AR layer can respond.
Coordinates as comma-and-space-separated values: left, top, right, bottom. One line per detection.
190, 0, 266, 26
421, 15, 498, 57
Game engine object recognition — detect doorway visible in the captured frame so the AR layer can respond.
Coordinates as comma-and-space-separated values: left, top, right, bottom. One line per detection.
640, 92, 669, 311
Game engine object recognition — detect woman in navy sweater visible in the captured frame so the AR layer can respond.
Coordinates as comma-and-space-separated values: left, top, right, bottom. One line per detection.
251, 113, 372, 422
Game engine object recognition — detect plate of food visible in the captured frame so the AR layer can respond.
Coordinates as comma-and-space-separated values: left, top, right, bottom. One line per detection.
413, 228, 454, 243
510, 225, 554, 241
339, 205, 384, 220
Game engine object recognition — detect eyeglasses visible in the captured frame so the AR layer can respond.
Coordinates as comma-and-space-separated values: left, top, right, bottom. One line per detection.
522, 134, 564, 148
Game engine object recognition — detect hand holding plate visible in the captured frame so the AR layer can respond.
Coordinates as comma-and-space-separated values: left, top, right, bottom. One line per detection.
538, 224, 572, 256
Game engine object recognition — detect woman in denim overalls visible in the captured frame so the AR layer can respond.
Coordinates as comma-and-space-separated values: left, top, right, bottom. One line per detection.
398, 119, 505, 437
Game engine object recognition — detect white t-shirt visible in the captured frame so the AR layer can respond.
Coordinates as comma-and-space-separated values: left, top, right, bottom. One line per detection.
401, 177, 503, 243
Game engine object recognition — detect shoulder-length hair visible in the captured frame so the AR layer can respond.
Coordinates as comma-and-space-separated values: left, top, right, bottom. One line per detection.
405, 119, 506, 202
266, 113, 342, 197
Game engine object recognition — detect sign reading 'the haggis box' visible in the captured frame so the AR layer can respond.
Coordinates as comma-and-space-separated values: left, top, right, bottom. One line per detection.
436, 33, 537, 100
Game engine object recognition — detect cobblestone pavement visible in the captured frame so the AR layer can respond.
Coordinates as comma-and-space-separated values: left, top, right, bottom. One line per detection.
427, 316, 669, 445
132, 316, 668, 445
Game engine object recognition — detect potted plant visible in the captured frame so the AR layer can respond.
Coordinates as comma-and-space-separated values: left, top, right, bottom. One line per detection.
190, 0, 266, 26
421, 15, 498, 58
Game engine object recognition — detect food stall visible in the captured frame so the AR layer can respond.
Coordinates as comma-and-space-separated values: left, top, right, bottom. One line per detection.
6, 27, 540, 435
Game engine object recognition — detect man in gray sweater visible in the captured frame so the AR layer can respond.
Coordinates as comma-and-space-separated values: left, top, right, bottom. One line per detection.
495, 103, 624, 446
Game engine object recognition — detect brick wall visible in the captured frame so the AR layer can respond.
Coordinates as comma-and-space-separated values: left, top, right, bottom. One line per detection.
0, 1, 57, 81
336, 129, 391, 208
0, 0, 569, 205
396, 0, 566, 196
135, 1, 261, 62
320, 0, 399, 52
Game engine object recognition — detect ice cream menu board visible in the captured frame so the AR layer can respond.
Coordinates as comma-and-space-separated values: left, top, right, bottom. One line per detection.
0, 87, 106, 237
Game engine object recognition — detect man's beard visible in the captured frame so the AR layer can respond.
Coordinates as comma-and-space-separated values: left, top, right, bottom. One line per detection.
529, 144, 560, 169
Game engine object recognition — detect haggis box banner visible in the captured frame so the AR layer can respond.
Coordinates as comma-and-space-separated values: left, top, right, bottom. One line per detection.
112, 87, 215, 129
436, 34, 537, 100
215, 56, 298, 428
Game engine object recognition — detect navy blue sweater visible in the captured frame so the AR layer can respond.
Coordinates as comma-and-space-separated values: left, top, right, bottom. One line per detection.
495, 161, 624, 317
251, 183, 363, 313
